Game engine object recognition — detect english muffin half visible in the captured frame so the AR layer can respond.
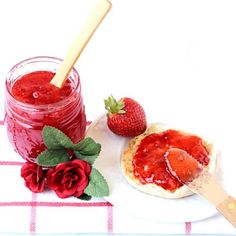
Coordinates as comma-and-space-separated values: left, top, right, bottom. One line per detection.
121, 124, 218, 199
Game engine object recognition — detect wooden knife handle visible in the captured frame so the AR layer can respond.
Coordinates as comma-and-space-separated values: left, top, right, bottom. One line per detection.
217, 196, 236, 228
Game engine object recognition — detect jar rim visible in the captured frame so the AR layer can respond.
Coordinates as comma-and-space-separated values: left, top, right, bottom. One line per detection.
5, 56, 81, 110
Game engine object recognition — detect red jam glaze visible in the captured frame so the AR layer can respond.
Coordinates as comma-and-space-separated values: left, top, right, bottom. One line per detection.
11, 71, 73, 105
132, 129, 209, 191
6, 71, 86, 160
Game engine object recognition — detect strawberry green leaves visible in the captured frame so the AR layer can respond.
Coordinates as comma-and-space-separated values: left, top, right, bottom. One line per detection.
104, 95, 125, 114
36, 126, 109, 199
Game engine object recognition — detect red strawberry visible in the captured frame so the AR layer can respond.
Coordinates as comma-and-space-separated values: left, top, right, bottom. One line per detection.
104, 95, 147, 137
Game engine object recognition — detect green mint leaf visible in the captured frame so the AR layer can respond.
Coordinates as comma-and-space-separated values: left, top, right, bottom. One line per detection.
77, 193, 92, 201
74, 151, 98, 166
84, 167, 109, 197
36, 149, 70, 167
73, 137, 101, 155
43, 126, 74, 150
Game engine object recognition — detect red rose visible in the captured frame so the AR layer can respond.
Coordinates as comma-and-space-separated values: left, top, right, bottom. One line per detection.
46, 159, 91, 198
21, 162, 46, 193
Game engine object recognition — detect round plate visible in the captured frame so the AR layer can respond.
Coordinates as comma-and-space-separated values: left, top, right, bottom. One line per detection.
86, 115, 218, 223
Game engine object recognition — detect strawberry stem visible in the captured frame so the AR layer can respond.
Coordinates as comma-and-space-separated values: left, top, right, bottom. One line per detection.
104, 95, 125, 114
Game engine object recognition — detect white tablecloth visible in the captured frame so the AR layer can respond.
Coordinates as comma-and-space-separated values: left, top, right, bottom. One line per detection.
0, 118, 235, 235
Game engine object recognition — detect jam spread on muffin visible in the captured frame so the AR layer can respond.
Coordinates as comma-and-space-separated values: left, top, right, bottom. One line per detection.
132, 129, 209, 191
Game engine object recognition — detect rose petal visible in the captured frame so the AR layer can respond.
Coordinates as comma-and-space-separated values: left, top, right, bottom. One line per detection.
21, 162, 46, 193
46, 160, 91, 198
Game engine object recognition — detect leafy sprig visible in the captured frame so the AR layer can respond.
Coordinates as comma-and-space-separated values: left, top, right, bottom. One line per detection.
36, 126, 109, 199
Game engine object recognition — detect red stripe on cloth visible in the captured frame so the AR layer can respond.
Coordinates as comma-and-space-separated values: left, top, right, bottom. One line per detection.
107, 204, 113, 234
30, 193, 37, 234
185, 222, 192, 235
0, 161, 24, 166
0, 201, 112, 207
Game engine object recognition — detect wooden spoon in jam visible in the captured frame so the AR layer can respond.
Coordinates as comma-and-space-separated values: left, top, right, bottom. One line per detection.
165, 148, 236, 228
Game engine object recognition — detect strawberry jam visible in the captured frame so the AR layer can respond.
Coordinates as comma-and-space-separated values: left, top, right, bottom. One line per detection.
11, 71, 73, 105
5, 57, 86, 161
132, 129, 209, 191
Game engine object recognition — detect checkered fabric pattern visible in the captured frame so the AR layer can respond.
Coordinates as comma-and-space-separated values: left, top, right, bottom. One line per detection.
0, 116, 235, 235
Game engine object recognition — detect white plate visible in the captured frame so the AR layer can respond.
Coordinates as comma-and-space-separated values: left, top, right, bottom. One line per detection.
86, 115, 218, 223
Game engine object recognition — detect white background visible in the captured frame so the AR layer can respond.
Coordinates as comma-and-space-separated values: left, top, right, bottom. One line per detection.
1, 1, 236, 125
0, 0, 236, 212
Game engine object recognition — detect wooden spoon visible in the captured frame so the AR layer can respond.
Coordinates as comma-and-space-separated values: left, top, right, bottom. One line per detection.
50, 0, 112, 88
165, 148, 236, 228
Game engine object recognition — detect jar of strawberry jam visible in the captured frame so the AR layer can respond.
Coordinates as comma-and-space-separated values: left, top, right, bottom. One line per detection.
5, 56, 86, 160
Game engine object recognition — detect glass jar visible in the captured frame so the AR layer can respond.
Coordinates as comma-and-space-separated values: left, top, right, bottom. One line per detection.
5, 56, 86, 160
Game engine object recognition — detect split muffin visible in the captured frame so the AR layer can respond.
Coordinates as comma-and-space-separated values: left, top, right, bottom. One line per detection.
121, 124, 217, 198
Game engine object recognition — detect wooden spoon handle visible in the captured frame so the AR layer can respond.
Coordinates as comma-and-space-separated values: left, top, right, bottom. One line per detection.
217, 195, 236, 227
51, 0, 112, 88
187, 171, 236, 228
